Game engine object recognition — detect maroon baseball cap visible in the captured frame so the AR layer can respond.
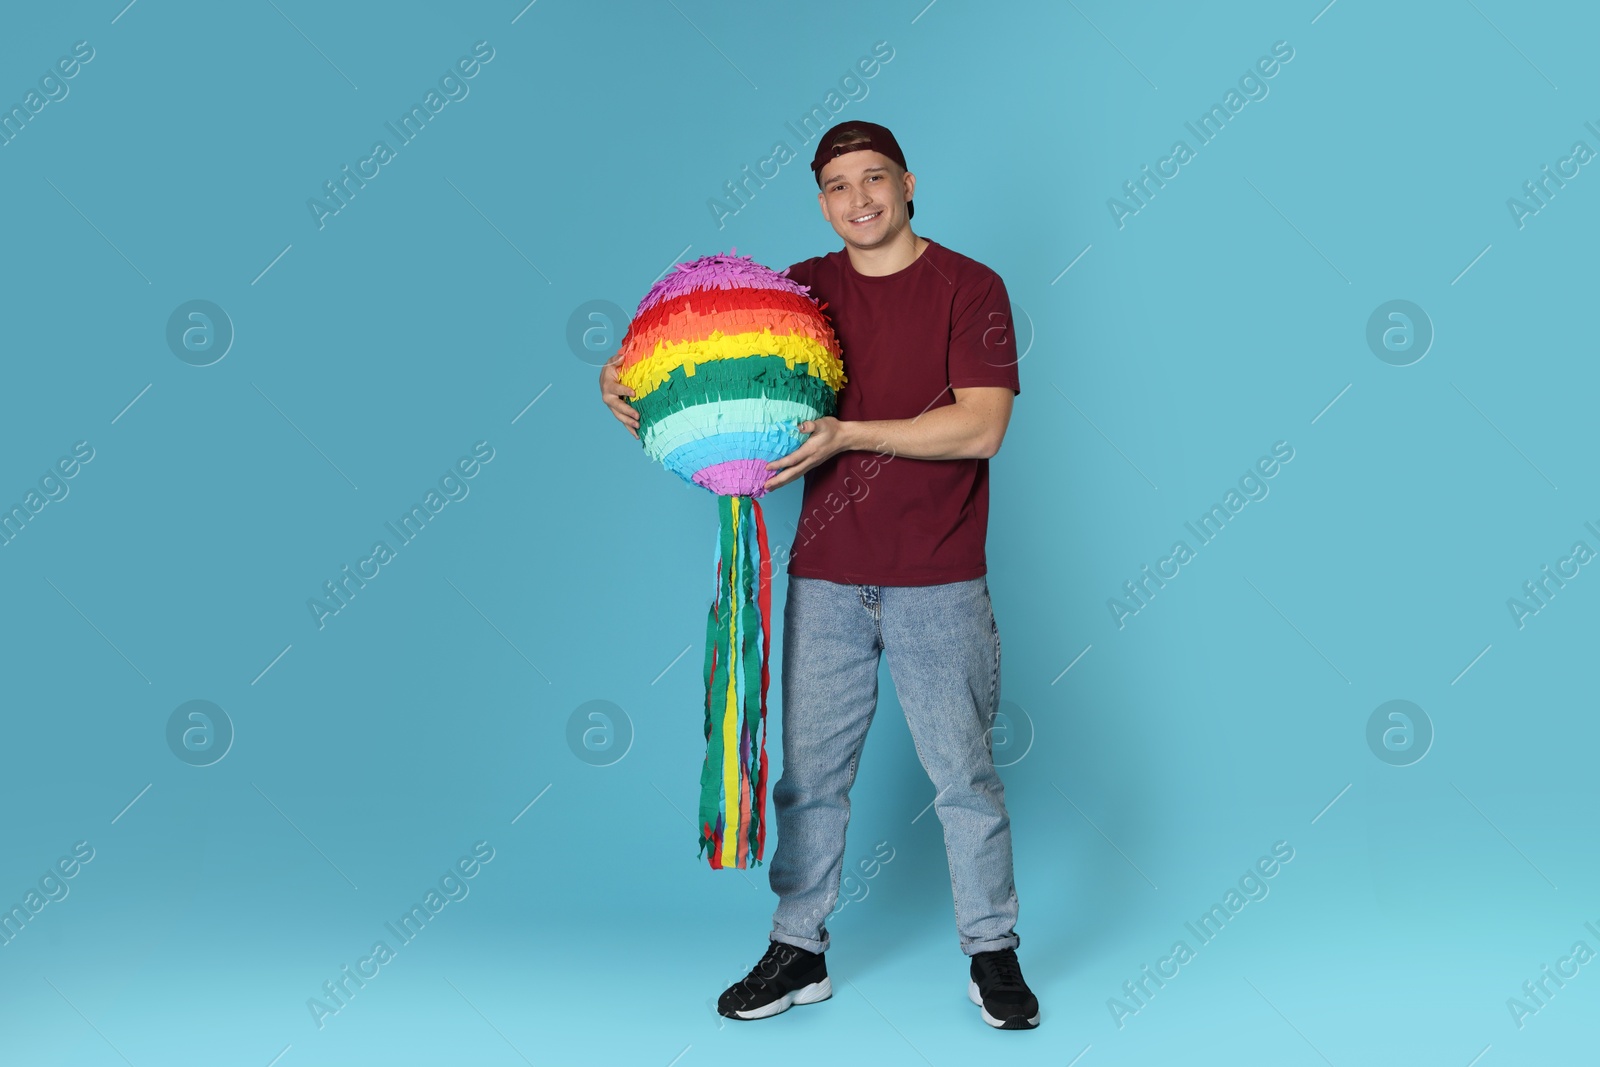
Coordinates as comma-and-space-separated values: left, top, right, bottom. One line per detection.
810, 120, 914, 220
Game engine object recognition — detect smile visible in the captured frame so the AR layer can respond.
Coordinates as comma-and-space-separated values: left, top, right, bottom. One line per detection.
849, 210, 882, 225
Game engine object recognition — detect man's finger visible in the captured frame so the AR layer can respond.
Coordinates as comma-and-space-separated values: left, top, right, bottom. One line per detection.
766, 461, 804, 489
767, 444, 811, 471
769, 451, 814, 485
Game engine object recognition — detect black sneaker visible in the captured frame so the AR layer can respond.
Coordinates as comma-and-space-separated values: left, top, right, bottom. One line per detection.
717, 940, 832, 1020
968, 947, 1040, 1029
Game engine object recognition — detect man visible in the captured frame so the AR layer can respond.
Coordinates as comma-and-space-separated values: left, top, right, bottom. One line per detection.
599, 120, 1036, 1030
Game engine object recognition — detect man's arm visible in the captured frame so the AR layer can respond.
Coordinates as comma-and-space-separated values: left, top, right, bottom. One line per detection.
763, 385, 1014, 491
849, 386, 1015, 460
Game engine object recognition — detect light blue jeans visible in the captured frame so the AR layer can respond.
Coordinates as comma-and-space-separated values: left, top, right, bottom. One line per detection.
768, 574, 1022, 958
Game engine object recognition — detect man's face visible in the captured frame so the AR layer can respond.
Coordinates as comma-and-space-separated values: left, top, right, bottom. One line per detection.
816, 148, 914, 248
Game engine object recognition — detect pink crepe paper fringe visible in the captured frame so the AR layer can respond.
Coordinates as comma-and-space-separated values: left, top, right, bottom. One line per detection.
634, 248, 818, 316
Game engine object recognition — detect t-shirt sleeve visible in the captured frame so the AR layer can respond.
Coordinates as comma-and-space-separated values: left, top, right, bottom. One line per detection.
947, 269, 1022, 395
784, 258, 813, 290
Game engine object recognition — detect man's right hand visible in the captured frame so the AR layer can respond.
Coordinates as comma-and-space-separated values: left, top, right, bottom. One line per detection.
599, 355, 640, 440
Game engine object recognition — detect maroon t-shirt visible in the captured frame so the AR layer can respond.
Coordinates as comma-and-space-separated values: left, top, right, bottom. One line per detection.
781, 239, 1021, 586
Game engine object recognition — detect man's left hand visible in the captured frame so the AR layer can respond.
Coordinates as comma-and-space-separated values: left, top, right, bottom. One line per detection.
764, 417, 851, 491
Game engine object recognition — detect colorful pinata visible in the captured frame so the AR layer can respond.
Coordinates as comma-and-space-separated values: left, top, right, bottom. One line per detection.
614, 250, 845, 870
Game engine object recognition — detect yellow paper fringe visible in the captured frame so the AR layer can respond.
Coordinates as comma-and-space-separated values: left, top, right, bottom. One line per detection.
619, 330, 846, 401
721, 495, 742, 869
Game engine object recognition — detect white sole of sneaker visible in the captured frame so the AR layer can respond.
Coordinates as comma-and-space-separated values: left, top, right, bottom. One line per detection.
968, 978, 1040, 1029
729, 977, 833, 1020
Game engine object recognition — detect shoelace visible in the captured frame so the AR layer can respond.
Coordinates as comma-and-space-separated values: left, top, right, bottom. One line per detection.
977, 951, 1027, 992
741, 943, 796, 992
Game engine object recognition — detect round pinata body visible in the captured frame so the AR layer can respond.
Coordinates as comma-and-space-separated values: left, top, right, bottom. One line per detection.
615, 251, 846, 498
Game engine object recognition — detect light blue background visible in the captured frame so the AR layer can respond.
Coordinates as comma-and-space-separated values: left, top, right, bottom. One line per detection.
1, 1, 1595, 1064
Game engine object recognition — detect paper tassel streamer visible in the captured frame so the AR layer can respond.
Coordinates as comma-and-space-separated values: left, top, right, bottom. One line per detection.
615, 249, 845, 869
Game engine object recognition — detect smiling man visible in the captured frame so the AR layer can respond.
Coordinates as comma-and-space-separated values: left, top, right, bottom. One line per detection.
599, 119, 1034, 1030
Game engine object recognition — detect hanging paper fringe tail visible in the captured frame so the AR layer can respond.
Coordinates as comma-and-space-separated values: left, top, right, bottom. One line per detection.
697, 494, 773, 869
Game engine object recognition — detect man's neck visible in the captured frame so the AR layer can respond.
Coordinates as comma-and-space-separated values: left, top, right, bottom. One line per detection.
845, 230, 928, 277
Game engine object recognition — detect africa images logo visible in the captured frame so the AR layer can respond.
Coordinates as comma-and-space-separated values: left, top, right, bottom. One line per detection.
307, 41, 496, 230
308, 442, 495, 629
1108, 441, 1294, 628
